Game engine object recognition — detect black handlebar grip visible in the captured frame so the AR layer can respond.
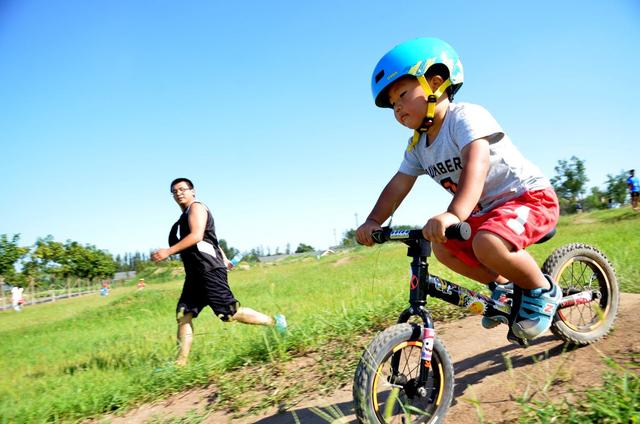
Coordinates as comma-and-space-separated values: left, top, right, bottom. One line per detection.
371, 229, 386, 244
445, 222, 471, 241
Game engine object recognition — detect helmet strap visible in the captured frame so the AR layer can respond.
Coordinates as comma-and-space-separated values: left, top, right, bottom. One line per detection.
406, 76, 452, 152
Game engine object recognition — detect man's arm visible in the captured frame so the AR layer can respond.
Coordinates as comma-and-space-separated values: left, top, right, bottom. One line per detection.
151, 203, 208, 262
356, 172, 417, 246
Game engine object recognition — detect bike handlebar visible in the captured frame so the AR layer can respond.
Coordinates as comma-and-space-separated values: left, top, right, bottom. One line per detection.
371, 222, 471, 244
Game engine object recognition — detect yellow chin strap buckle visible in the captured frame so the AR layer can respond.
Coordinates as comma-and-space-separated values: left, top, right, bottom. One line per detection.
406, 76, 452, 152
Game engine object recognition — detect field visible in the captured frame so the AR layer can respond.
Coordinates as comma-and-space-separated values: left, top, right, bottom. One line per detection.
1, 208, 639, 423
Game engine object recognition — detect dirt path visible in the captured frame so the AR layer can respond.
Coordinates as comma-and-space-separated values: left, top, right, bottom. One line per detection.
106, 293, 640, 424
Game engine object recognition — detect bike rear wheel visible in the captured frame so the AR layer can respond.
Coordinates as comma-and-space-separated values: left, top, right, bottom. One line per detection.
542, 243, 619, 346
353, 323, 454, 424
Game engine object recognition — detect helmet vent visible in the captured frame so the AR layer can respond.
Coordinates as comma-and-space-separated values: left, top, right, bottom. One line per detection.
374, 70, 385, 83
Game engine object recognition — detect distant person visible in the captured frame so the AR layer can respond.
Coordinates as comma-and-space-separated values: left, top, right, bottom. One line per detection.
151, 178, 286, 366
100, 281, 109, 296
137, 278, 145, 290
356, 38, 561, 344
575, 202, 583, 213
627, 169, 639, 211
11, 286, 24, 311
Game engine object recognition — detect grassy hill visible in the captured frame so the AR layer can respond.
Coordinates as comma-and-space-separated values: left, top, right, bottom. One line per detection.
0, 208, 638, 422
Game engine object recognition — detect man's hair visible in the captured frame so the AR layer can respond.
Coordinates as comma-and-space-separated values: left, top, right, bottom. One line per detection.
170, 178, 194, 192
631, 169, 636, 175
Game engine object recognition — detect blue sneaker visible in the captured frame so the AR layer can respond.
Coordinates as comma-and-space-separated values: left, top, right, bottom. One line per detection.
274, 314, 287, 334
481, 282, 513, 329
511, 276, 562, 340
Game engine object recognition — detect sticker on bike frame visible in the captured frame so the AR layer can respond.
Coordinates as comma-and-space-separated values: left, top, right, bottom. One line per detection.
410, 274, 419, 289
559, 290, 594, 308
460, 292, 488, 314
433, 278, 454, 295
421, 327, 435, 362
389, 230, 411, 239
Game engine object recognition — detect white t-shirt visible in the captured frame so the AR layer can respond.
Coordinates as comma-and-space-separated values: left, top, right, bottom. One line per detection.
399, 102, 550, 215
11, 287, 23, 303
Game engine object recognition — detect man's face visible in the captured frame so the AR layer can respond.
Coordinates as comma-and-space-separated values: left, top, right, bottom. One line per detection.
171, 181, 194, 207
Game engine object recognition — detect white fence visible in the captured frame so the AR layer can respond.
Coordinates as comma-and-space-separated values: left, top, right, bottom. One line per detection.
0, 278, 126, 311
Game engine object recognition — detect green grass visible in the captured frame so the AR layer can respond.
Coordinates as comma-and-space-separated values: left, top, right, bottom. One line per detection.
0, 207, 638, 423
517, 358, 640, 423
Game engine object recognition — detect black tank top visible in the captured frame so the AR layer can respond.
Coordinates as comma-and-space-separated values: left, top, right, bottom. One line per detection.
168, 202, 226, 274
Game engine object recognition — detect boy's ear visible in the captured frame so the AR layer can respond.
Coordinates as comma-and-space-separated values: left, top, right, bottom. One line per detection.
428, 75, 445, 91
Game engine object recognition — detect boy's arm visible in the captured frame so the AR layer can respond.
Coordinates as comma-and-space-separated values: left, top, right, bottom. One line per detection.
447, 138, 490, 220
356, 172, 417, 246
423, 138, 490, 243
151, 203, 208, 261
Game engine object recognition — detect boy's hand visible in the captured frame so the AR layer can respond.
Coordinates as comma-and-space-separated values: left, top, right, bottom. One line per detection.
423, 212, 460, 243
356, 219, 382, 246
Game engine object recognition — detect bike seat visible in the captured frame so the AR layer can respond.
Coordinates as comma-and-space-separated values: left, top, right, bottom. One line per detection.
535, 228, 556, 244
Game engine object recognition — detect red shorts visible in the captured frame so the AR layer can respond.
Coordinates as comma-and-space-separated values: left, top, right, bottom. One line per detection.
443, 188, 559, 267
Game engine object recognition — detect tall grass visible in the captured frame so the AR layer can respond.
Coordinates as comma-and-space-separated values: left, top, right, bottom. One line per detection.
517, 359, 639, 423
0, 208, 638, 422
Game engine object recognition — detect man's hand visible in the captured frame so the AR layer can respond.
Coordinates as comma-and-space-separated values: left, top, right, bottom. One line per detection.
151, 248, 171, 262
422, 212, 460, 244
224, 258, 234, 270
356, 219, 383, 246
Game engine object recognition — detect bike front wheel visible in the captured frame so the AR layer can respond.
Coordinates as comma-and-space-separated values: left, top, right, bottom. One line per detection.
353, 323, 454, 424
542, 243, 620, 346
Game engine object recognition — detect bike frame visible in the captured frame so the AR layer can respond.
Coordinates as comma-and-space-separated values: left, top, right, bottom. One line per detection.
386, 229, 599, 391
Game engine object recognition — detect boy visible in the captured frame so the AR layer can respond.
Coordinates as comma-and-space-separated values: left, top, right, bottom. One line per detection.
356, 38, 561, 343
627, 169, 639, 211
152, 178, 286, 366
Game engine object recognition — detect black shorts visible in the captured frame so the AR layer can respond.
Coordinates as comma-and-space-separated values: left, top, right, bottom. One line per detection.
176, 268, 238, 321
632, 191, 639, 199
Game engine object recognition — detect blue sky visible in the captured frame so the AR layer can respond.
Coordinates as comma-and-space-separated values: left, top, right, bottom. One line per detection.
1, 0, 638, 257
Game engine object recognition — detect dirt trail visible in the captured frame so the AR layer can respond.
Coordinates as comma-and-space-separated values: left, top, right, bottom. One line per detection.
107, 293, 640, 424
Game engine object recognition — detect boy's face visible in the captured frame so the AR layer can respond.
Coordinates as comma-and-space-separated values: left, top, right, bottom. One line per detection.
388, 77, 427, 130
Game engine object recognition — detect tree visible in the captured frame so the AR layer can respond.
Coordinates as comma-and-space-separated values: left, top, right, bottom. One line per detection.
605, 170, 629, 205
550, 156, 588, 214
28, 235, 68, 283
63, 241, 117, 280
0, 234, 28, 283
583, 186, 607, 211
295, 243, 315, 253
218, 239, 239, 260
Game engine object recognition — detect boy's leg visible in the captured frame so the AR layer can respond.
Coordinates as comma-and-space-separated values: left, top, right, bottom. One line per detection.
433, 243, 512, 329
432, 243, 507, 284
473, 231, 561, 340
472, 231, 548, 290
176, 311, 194, 366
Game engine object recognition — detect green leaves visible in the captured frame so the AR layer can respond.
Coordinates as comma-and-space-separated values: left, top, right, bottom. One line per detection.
0, 233, 28, 280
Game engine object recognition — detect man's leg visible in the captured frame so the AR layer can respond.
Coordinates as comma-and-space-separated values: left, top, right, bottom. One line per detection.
232, 307, 274, 325
176, 311, 194, 366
